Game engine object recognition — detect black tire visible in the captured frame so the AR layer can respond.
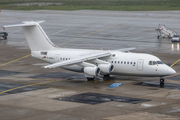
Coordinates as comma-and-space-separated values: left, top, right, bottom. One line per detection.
87, 77, 95, 81
160, 82, 164, 88
4, 36, 7, 39
160, 78, 165, 87
104, 74, 110, 77
160, 78, 164, 83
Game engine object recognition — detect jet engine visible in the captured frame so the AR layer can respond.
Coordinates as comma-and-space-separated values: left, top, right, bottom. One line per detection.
98, 64, 114, 74
83, 66, 100, 76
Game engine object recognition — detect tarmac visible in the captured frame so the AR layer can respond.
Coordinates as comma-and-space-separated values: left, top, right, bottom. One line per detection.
0, 10, 180, 120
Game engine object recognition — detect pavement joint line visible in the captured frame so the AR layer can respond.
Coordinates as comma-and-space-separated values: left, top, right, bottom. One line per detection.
58, 16, 140, 46
0, 16, 140, 67
48, 29, 68, 36
170, 59, 180, 68
0, 79, 62, 95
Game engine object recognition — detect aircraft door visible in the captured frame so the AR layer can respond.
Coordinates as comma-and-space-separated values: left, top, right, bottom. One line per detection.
137, 59, 144, 71
54, 54, 59, 63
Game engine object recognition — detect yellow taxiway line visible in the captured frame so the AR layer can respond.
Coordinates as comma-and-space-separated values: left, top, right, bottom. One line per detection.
170, 59, 180, 68
0, 54, 31, 67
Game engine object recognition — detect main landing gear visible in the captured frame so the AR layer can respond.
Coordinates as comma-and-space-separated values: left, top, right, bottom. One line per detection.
87, 77, 95, 81
104, 74, 110, 77
160, 78, 165, 87
86, 74, 110, 81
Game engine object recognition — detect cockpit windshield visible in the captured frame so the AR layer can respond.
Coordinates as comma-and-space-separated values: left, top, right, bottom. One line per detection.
149, 61, 163, 65
157, 61, 163, 64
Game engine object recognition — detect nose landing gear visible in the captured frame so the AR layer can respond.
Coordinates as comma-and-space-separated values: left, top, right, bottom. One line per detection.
160, 78, 164, 87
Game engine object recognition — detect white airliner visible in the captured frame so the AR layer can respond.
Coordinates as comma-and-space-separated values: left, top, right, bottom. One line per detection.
4, 21, 176, 84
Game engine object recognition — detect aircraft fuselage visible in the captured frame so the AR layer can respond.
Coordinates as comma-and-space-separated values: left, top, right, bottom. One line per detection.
32, 49, 176, 77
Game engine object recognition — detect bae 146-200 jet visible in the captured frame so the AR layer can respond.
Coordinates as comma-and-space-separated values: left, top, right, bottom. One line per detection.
4, 21, 176, 85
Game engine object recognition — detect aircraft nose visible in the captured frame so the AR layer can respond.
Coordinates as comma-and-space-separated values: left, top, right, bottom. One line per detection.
168, 67, 176, 75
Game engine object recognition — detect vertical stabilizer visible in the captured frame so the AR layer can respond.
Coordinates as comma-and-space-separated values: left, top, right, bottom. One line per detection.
4, 21, 57, 51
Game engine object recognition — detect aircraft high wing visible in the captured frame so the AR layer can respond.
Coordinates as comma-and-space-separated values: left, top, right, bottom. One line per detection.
43, 47, 136, 69
43, 51, 111, 68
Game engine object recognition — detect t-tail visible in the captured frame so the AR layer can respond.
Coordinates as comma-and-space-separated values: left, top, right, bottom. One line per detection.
4, 21, 57, 51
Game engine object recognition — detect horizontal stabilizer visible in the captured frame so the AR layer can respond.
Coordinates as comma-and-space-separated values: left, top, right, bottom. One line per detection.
4, 21, 45, 28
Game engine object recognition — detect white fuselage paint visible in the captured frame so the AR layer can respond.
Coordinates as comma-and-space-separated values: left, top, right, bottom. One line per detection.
32, 48, 175, 77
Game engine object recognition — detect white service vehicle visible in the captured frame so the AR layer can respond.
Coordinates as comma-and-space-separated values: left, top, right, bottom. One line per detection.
172, 34, 180, 42
4, 21, 176, 85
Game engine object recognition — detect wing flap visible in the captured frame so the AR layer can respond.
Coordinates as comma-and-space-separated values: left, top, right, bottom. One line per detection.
43, 52, 111, 68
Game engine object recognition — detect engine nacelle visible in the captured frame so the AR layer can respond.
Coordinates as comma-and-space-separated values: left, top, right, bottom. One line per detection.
83, 66, 100, 76
98, 64, 114, 74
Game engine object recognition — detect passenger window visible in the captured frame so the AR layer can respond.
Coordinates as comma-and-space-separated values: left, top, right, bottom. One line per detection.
118, 61, 119, 64
112, 61, 113, 63
124, 62, 126, 64
121, 61, 123, 64
115, 61, 116, 64
127, 62, 129, 64
134, 62, 136, 64
131, 62, 132, 64
63, 58, 64, 60
149, 61, 152, 65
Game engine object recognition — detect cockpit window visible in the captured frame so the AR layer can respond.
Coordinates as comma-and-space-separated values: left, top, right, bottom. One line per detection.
149, 61, 163, 65
157, 61, 163, 64
153, 61, 157, 65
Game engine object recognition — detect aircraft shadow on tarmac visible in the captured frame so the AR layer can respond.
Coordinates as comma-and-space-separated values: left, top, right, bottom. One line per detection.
30, 72, 180, 89
0, 70, 22, 77
167, 75, 180, 80
30, 72, 85, 80
30, 72, 141, 81
136, 82, 180, 90
0, 81, 48, 96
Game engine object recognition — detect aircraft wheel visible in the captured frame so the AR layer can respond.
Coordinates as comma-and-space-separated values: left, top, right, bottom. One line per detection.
104, 74, 110, 77
87, 77, 95, 81
160, 78, 164, 87
4, 36, 7, 39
